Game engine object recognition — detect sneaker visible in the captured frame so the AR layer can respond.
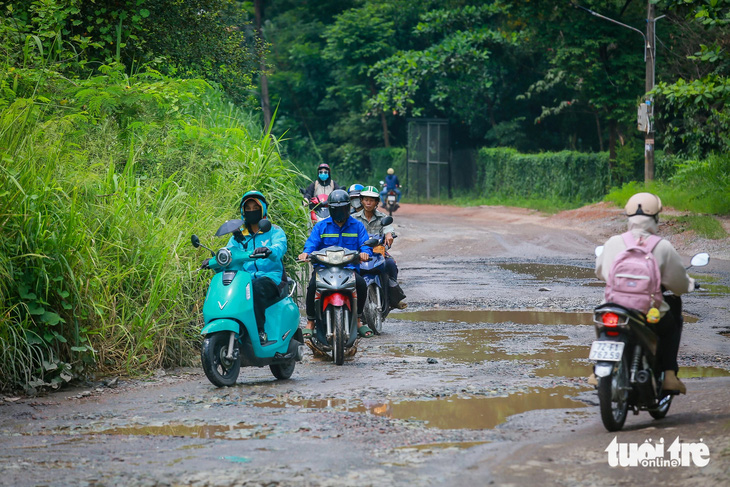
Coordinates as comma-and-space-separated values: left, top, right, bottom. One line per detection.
396, 301, 408, 309
588, 373, 598, 386
258, 331, 268, 344
663, 370, 687, 394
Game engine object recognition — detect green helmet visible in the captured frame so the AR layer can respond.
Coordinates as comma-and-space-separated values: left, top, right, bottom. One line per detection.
360, 186, 379, 198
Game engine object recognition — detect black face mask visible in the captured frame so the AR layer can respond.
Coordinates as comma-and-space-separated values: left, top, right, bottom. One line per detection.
244, 209, 263, 227
330, 206, 349, 224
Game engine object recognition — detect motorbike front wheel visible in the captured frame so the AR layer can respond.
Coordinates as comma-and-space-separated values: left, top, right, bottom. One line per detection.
201, 332, 241, 387
597, 355, 630, 431
365, 284, 383, 335
331, 306, 346, 365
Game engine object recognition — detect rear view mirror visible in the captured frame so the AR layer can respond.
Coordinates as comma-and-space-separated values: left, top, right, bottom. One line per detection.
381, 216, 393, 226
364, 238, 380, 247
594, 246, 604, 257
690, 252, 709, 268
191, 235, 200, 248
258, 219, 272, 234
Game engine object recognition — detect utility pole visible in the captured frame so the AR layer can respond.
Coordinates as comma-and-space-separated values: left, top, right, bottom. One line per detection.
572, 1, 662, 183
644, 0, 655, 182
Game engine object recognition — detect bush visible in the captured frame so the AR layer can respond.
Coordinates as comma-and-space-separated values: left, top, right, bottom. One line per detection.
475, 148, 611, 205
369, 147, 406, 187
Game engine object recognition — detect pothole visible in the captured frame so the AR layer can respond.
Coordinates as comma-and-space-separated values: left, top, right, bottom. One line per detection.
254, 386, 589, 430
96, 422, 267, 440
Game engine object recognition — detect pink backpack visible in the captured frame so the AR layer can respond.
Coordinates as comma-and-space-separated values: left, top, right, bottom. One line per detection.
605, 232, 663, 314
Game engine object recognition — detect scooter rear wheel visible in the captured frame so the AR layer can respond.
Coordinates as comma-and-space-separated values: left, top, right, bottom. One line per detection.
597, 355, 629, 431
270, 360, 296, 380
201, 332, 241, 387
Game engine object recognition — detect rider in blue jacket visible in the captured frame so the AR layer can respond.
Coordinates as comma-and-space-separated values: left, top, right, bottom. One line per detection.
298, 189, 374, 339
227, 190, 287, 343
380, 168, 401, 204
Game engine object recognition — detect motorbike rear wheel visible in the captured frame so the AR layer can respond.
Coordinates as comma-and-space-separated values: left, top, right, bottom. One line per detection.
201, 332, 241, 387
597, 355, 630, 431
331, 306, 346, 365
649, 393, 673, 419
270, 360, 296, 380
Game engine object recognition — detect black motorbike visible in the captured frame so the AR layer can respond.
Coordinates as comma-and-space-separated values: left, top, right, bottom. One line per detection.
590, 251, 709, 431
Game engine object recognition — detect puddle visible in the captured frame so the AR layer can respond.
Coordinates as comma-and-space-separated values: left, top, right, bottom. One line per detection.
395, 309, 592, 325
98, 423, 264, 440
679, 367, 730, 378
690, 274, 730, 296
255, 386, 589, 430
497, 263, 597, 281
397, 441, 489, 450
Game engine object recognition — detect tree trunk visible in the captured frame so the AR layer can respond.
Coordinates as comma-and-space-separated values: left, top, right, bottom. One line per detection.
255, 0, 272, 133
594, 112, 604, 152
608, 119, 617, 162
370, 80, 389, 147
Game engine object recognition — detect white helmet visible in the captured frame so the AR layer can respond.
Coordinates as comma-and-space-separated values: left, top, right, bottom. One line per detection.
360, 185, 379, 199
625, 192, 662, 217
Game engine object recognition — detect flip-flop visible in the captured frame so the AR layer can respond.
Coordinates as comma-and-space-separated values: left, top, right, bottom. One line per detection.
302, 327, 314, 339
358, 325, 373, 338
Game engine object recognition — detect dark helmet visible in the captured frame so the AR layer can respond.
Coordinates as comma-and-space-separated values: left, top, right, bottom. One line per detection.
328, 189, 350, 223
317, 163, 330, 173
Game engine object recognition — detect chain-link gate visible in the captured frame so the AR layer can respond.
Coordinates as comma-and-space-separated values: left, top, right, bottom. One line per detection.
406, 119, 450, 200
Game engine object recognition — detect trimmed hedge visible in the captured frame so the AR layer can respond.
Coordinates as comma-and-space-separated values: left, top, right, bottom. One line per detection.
476, 148, 611, 205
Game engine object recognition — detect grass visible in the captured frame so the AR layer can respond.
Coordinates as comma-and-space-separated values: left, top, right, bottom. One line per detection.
0, 65, 308, 393
421, 193, 591, 214
662, 215, 728, 240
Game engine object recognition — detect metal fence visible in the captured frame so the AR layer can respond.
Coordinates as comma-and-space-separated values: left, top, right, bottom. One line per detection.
406, 119, 450, 200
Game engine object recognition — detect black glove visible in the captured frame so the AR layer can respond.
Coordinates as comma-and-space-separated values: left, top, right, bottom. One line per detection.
253, 246, 272, 258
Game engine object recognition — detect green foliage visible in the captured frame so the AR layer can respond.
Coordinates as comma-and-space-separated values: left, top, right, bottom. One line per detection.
475, 148, 611, 205
605, 152, 730, 215
0, 62, 307, 393
663, 215, 728, 239
369, 147, 406, 186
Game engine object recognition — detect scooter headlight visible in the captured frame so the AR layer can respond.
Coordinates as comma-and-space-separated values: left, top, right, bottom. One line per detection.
216, 248, 232, 267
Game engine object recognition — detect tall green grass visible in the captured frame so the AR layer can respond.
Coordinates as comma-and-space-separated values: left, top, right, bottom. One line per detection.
0, 65, 308, 392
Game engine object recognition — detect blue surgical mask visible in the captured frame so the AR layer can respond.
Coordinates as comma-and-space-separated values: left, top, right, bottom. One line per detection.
318, 172, 329, 181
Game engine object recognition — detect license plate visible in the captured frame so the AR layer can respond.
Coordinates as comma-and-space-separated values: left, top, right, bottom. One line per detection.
589, 341, 625, 361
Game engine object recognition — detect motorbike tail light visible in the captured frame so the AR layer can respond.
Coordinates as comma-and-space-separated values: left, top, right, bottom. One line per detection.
602, 312, 620, 326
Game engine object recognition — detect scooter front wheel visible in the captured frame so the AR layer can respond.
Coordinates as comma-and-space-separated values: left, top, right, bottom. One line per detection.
332, 306, 346, 365
365, 284, 383, 335
201, 332, 241, 387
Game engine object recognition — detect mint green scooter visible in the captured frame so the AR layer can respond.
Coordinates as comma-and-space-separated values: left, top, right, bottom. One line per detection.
191, 219, 303, 387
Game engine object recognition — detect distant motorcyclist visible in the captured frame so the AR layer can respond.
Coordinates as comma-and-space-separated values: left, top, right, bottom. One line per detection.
348, 183, 364, 214
595, 192, 695, 394
226, 191, 287, 344
298, 189, 374, 339
380, 168, 401, 205
302, 163, 341, 201
353, 185, 407, 309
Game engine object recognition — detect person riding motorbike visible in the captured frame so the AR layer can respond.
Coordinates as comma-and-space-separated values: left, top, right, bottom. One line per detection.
348, 183, 364, 214
225, 191, 288, 344
594, 192, 695, 394
302, 163, 341, 201
298, 189, 374, 339
380, 168, 401, 205
353, 186, 407, 309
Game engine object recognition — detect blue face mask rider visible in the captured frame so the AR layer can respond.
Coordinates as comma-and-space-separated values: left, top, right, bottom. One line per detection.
318, 170, 329, 182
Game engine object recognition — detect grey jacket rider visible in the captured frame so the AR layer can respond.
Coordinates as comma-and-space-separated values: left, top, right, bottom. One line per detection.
595, 215, 695, 317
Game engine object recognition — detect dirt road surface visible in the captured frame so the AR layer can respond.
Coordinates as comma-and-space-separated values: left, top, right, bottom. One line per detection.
2, 202, 729, 486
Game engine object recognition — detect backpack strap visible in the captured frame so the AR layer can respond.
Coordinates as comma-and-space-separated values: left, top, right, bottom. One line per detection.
621, 231, 662, 252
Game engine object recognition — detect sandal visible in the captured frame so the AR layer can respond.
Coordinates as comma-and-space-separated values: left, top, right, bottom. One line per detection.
358, 324, 374, 338
302, 327, 314, 339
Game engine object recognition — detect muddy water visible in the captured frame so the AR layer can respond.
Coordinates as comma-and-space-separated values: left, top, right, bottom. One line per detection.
98, 423, 264, 440
255, 386, 589, 430
497, 263, 597, 281
395, 309, 593, 325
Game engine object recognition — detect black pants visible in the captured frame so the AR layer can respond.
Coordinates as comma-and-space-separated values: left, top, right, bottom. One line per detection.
385, 256, 398, 280
654, 296, 683, 372
306, 271, 366, 319
252, 277, 280, 334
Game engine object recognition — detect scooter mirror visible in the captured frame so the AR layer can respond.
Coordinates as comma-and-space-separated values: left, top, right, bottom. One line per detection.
690, 252, 709, 268
380, 216, 393, 226
595, 246, 604, 257
215, 219, 246, 237
364, 238, 380, 247
258, 219, 272, 234
191, 235, 201, 248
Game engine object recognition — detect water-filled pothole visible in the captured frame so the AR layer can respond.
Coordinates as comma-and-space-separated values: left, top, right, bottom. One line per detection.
497, 263, 597, 281
395, 309, 592, 325
97, 423, 265, 440
255, 386, 588, 429
679, 366, 730, 378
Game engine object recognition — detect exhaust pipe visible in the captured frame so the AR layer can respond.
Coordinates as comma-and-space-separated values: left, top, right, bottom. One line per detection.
635, 369, 655, 406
